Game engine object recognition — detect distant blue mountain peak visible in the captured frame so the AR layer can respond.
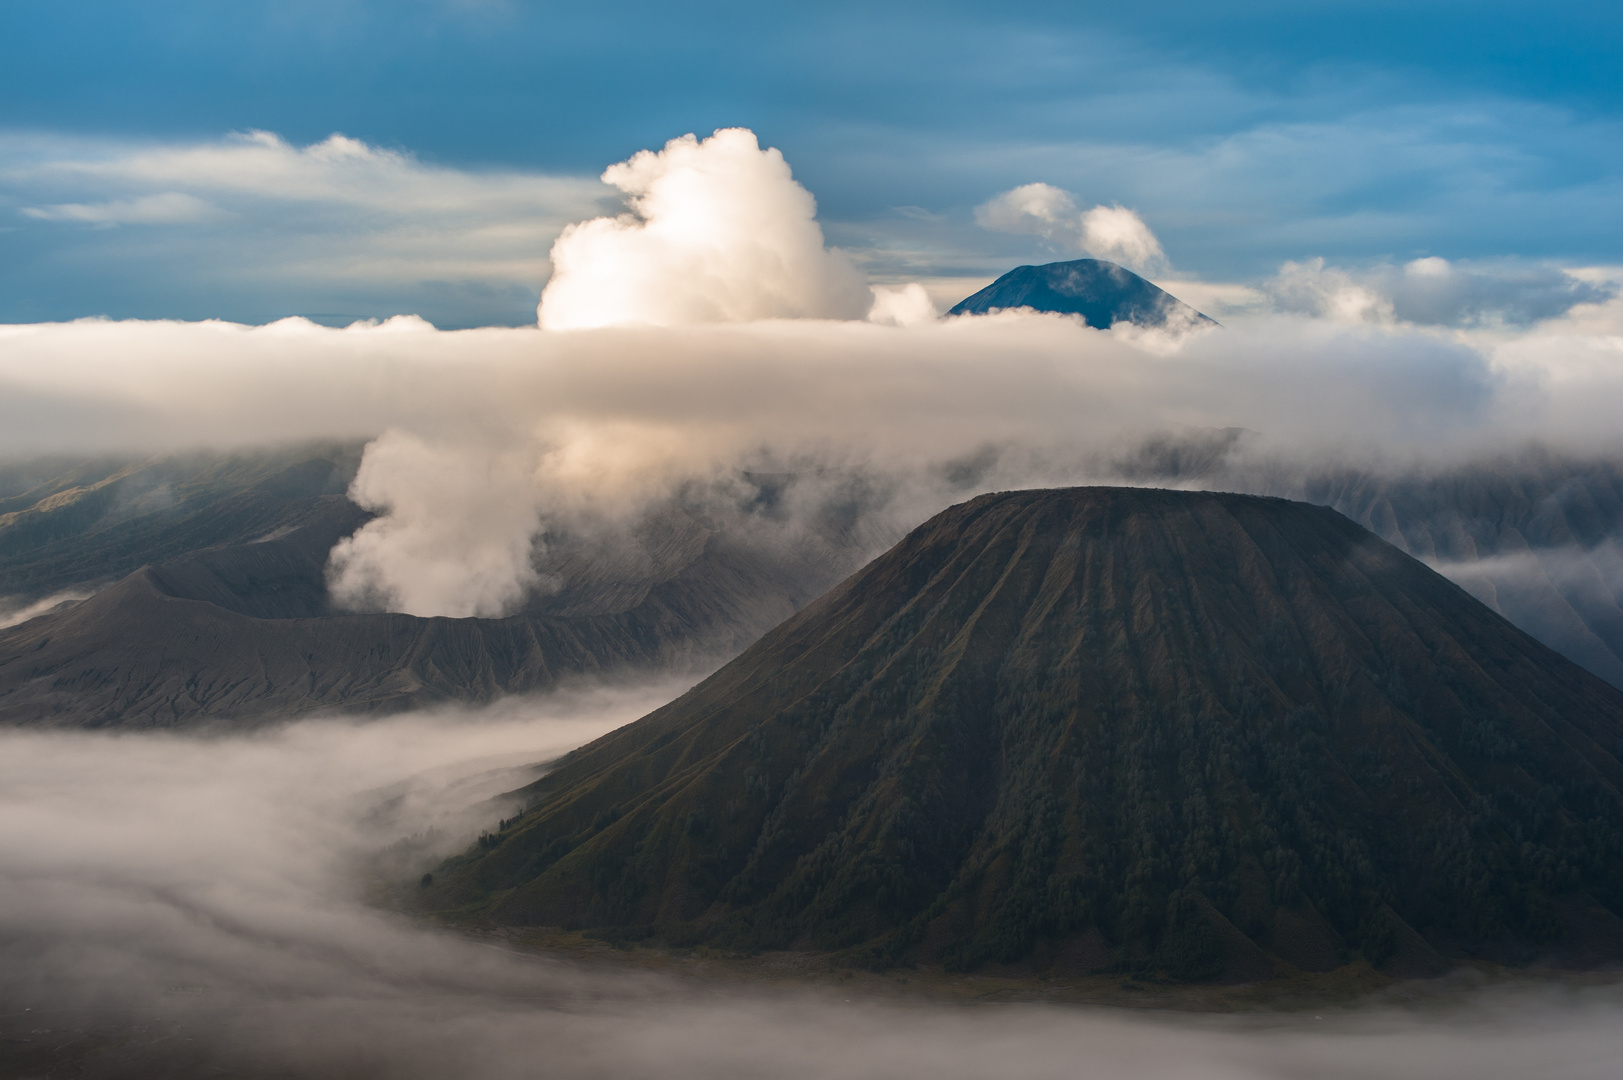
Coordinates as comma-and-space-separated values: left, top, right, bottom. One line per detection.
948, 258, 1216, 329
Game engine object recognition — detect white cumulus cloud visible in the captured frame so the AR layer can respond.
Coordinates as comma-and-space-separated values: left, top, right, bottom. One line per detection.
537, 129, 873, 328
867, 282, 939, 327
1078, 204, 1168, 276
973, 182, 1081, 240
974, 183, 1168, 275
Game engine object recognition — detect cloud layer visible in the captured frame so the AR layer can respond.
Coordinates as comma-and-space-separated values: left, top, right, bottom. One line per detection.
4, 288, 1623, 616
1268, 256, 1617, 327
0, 130, 606, 326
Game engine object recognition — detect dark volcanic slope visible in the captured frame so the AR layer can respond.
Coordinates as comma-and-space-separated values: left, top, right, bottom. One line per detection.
0, 507, 836, 728
1292, 461, 1623, 689
7, 442, 1623, 728
1113, 438, 1623, 688
428, 487, 1623, 981
0, 443, 365, 604
948, 259, 1215, 328
0, 445, 872, 728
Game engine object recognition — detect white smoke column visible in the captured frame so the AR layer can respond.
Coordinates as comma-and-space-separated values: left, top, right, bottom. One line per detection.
975, 183, 1168, 274
537, 128, 872, 329
328, 429, 545, 618
326, 418, 717, 618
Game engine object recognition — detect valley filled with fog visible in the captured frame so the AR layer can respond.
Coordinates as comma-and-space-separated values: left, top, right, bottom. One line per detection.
5, 683, 1623, 1080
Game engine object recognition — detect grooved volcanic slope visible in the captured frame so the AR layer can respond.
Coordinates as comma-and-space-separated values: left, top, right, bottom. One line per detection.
0, 507, 835, 728
948, 259, 1215, 328
427, 487, 1623, 981
0, 447, 878, 728
0, 443, 365, 602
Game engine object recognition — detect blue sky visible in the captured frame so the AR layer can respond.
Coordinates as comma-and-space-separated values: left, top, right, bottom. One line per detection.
2, 0, 1620, 326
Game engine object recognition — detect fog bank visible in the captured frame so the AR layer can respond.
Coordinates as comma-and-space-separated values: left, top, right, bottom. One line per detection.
3, 298, 1620, 617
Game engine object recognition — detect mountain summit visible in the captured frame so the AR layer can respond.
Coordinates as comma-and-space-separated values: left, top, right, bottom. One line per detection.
426, 487, 1623, 981
948, 259, 1215, 328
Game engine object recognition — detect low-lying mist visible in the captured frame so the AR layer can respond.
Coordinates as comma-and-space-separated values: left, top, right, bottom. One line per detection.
7, 303, 1623, 619
4, 678, 1623, 1079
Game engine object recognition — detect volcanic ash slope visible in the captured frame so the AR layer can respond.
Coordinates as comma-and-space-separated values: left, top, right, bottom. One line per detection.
433, 487, 1623, 980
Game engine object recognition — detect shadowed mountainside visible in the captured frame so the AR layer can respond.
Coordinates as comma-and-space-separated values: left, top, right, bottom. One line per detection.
1285, 461, 1623, 689
0, 446, 877, 728
3, 442, 1622, 726
0, 443, 365, 606
425, 487, 1623, 982
948, 259, 1215, 328
1111, 435, 1623, 689
0, 505, 846, 728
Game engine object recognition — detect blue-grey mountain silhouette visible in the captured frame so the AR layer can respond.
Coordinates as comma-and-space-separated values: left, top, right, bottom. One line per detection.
949, 258, 1215, 328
